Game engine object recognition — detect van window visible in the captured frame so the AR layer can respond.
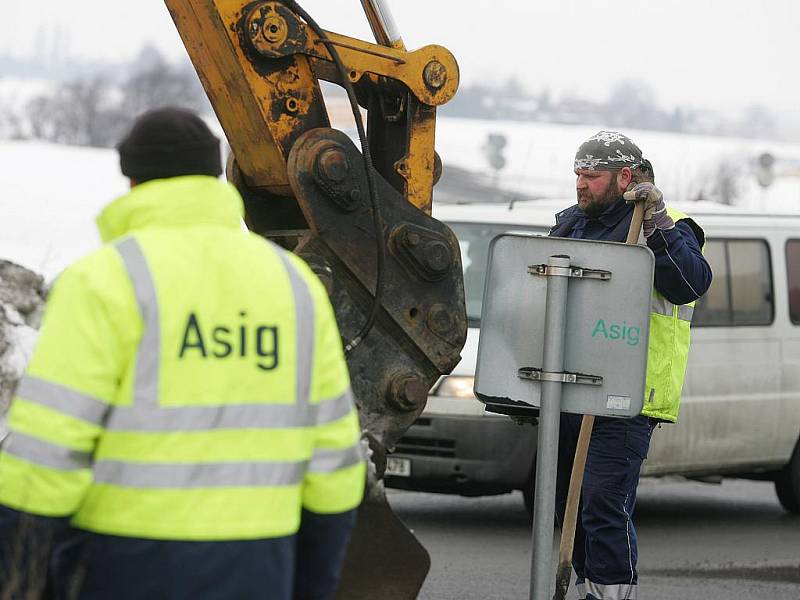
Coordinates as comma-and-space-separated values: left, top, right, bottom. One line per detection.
693, 241, 729, 326
786, 240, 800, 324
693, 239, 773, 327
448, 222, 546, 326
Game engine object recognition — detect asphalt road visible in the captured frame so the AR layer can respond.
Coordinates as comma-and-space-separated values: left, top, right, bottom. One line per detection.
387, 478, 800, 599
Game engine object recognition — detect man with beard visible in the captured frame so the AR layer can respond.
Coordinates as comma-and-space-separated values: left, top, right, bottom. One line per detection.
549, 131, 712, 600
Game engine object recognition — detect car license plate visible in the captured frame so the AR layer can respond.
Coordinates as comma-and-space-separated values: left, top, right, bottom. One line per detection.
385, 457, 411, 477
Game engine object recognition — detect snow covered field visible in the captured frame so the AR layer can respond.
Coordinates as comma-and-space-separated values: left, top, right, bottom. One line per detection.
0, 140, 128, 278
2, 117, 800, 280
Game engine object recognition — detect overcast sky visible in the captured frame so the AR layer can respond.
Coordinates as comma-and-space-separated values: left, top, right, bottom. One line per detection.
2, 1, 799, 113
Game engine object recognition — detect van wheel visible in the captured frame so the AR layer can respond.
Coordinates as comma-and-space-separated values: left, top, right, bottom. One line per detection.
774, 440, 800, 514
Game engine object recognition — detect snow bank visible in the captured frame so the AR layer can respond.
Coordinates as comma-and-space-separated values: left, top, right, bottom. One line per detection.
0, 261, 46, 435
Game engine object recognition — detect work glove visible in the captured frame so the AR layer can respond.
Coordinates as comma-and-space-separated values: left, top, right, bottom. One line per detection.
623, 182, 674, 238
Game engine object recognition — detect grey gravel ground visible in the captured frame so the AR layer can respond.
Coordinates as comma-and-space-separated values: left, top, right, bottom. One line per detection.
388, 478, 800, 599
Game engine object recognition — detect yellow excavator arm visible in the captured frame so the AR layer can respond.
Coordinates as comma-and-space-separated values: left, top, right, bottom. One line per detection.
165, 0, 457, 211
165, 1, 467, 596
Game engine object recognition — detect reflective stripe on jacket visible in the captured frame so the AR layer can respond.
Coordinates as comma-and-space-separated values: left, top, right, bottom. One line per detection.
0, 176, 366, 540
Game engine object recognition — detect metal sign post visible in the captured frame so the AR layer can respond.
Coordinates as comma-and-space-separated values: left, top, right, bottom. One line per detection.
529, 255, 570, 600
474, 235, 654, 600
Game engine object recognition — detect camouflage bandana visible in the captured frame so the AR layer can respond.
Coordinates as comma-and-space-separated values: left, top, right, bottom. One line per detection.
574, 131, 645, 171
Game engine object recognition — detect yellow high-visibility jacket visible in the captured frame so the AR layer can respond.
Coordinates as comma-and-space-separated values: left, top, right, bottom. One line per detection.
641, 206, 700, 423
0, 175, 366, 541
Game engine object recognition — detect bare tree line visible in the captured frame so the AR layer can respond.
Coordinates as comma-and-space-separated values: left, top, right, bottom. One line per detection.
0, 45, 791, 148
2, 47, 209, 148
443, 77, 786, 142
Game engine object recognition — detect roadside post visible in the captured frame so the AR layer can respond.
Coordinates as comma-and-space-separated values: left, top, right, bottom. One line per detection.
474, 234, 653, 600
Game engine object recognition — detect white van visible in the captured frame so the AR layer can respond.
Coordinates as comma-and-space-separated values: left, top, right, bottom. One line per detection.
384, 199, 800, 516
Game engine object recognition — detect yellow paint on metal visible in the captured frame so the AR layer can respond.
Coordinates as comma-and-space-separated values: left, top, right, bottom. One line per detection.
165, 0, 460, 214
400, 100, 438, 213
165, 0, 329, 196
249, 22, 459, 107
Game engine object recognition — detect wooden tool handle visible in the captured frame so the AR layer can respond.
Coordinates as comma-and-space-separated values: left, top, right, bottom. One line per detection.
626, 200, 646, 245
553, 414, 594, 599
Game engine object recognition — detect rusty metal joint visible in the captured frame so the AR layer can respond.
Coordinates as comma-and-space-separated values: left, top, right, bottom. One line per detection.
423, 60, 447, 90
389, 223, 453, 282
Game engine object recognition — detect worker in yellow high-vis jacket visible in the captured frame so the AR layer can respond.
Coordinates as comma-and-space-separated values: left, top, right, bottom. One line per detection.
0, 108, 366, 599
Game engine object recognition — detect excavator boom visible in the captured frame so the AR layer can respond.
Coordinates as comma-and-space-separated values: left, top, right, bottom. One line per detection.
164, 1, 467, 597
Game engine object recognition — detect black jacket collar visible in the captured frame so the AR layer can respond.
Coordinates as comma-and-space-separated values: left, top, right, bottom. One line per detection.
594, 197, 632, 228
554, 197, 631, 226
550, 197, 632, 239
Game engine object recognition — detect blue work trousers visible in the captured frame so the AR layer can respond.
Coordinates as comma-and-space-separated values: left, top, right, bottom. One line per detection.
555, 414, 656, 600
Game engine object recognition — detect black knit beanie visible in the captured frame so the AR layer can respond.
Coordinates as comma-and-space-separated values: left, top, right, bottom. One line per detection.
118, 107, 222, 183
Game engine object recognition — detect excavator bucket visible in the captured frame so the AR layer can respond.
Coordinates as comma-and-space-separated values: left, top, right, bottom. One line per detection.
336, 484, 430, 599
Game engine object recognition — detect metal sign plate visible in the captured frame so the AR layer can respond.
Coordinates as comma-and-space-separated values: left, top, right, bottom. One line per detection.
474, 234, 654, 418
